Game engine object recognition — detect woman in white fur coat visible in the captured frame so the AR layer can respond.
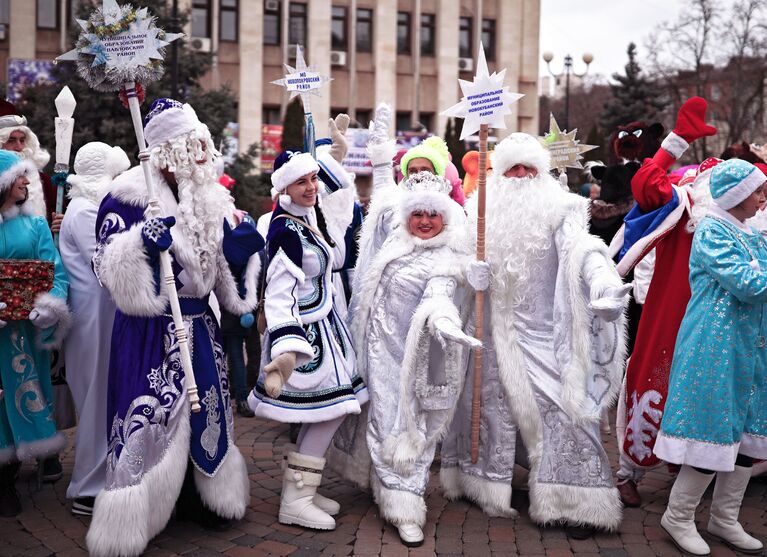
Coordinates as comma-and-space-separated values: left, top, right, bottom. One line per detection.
351, 170, 479, 547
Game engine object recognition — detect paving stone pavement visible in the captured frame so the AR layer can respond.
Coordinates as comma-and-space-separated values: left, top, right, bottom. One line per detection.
1, 412, 765, 557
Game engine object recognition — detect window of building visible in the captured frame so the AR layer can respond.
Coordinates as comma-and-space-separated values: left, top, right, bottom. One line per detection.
0, 0, 9, 25
356, 8, 373, 52
331, 6, 347, 50
459, 17, 472, 59
482, 19, 496, 61
263, 106, 281, 125
397, 12, 411, 55
396, 111, 412, 133
289, 3, 307, 46
192, 0, 211, 38
37, 0, 58, 29
220, 0, 238, 42
355, 109, 372, 127
420, 14, 435, 56
418, 112, 434, 131
264, 1, 280, 45
711, 84, 722, 101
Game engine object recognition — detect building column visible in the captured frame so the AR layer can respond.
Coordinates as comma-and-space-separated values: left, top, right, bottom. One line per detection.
9, 0, 35, 60
238, 0, 263, 154
519, 0, 541, 134
497, 0, 523, 137
436, 0, 459, 137
373, 0, 397, 126
308, 0, 331, 137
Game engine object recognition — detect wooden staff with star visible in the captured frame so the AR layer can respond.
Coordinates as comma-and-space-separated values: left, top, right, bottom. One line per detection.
441, 44, 523, 463
271, 45, 332, 158
55, 0, 203, 412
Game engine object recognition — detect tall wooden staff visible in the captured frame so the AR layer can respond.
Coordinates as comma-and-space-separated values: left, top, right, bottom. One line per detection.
57, 1, 200, 411
442, 44, 523, 463
271, 44, 332, 158
53, 86, 76, 247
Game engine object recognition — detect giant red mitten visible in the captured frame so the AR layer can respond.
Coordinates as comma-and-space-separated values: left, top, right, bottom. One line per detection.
674, 97, 717, 143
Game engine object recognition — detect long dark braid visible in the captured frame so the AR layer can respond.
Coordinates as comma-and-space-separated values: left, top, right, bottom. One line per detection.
314, 202, 337, 248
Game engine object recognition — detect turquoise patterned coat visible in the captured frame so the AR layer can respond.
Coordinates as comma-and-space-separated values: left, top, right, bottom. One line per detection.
654, 211, 767, 471
0, 214, 69, 464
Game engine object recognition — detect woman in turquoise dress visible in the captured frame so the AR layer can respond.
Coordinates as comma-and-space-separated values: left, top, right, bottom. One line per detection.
654, 158, 767, 556
0, 151, 70, 516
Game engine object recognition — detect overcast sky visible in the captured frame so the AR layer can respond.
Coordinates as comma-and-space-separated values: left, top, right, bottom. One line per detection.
538, 0, 687, 80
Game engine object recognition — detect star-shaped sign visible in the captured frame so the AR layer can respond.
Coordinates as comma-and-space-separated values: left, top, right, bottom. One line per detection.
271, 45, 332, 112
441, 43, 523, 140
57, 2, 182, 84
540, 114, 597, 171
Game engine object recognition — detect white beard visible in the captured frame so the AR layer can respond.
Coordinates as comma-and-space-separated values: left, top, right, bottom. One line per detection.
484, 173, 563, 304
686, 181, 712, 232
174, 160, 232, 274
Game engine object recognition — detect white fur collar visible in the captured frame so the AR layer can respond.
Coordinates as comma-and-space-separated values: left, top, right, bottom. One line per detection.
0, 201, 35, 223
109, 165, 179, 214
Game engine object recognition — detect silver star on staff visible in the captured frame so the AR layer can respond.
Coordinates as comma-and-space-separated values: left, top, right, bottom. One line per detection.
271, 44, 332, 109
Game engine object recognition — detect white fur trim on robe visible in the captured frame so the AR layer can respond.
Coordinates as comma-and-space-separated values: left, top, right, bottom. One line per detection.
213, 250, 261, 315
95, 223, 169, 317
371, 472, 427, 527
440, 466, 517, 518
194, 445, 250, 518
32, 291, 72, 350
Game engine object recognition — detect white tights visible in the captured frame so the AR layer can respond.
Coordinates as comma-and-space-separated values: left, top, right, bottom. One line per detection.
296, 415, 346, 458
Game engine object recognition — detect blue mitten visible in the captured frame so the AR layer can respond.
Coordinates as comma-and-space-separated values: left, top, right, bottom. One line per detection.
141, 216, 176, 259
222, 216, 265, 269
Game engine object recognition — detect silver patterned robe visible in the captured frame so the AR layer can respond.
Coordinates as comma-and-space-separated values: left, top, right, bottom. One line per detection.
441, 174, 627, 530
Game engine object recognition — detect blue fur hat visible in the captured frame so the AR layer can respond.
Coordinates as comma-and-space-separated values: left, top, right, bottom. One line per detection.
710, 158, 767, 210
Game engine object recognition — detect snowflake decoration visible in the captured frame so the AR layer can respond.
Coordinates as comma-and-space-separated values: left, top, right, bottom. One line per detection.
271, 44, 332, 112
441, 43, 523, 140
57, 1, 183, 92
540, 114, 597, 172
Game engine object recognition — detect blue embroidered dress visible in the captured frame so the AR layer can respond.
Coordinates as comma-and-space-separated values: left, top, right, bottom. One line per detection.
248, 194, 368, 422
0, 214, 69, 464
654, 207, 767, 471
88, 166, 261, 557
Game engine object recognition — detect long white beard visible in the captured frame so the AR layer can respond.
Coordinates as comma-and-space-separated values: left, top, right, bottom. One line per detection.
175, 160, 232, 274
484, 173, 562, 301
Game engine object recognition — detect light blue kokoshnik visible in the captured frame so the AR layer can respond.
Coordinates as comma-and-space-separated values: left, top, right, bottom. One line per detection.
656, 213, 767, 471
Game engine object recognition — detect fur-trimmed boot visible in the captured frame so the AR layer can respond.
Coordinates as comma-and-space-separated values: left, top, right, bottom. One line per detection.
281, 443, 340, 515
660, 465, 714, 556
279, 452, 335, 530
707, 465, 764, 554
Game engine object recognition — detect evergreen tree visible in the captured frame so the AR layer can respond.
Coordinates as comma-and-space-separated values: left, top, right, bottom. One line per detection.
584, 125, 607, 163
601, 43, 667, 133
281, 98, 305, 151
444, 118, 467, 179
16, 0, 237, 168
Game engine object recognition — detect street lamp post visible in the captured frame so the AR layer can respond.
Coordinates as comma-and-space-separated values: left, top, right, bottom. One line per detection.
170, 0, 180, 99
542, 52, 593, 130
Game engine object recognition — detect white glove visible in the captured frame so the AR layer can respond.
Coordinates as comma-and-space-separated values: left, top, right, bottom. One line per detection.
0, 302, 6, 328
589, 283, 632, 322
328, 113, 350, 164
466, 260, 491, 291
433, 317, 482, 349
29, 306, 58, 329
366, 103, 397, 166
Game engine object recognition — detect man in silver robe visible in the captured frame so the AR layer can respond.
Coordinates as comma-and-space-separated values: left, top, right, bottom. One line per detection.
441, 133, 631, 537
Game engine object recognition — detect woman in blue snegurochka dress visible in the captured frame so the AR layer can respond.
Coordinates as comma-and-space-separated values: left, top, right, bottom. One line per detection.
654, 158, 767, 557
0, 151, 70, 517
248, 129, 368, 532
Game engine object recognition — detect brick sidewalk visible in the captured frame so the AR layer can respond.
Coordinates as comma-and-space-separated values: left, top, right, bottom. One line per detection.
1, 414, 765, 557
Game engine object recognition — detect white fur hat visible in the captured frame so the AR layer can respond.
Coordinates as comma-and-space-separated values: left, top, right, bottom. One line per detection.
67, 142, 131, 193
492, 132, 551, 176
270, 151, 320, 192
143, 98, 202, 149
398, 171, 456, 226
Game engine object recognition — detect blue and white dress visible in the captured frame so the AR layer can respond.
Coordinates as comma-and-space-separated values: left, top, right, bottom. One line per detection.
655, 206, 767, 471
249, 192, 367, 423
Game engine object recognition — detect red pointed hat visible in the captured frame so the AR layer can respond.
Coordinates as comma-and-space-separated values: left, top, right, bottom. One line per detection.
0, 99, 27, 129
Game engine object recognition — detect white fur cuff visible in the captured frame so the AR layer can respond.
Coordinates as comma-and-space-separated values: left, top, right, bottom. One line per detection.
33, 292, 72, 350
661, 132, 689, 160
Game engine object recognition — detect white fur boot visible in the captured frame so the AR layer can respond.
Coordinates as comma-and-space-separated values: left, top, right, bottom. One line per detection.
660, 466, 714, 556
707, 465, 763, 554
279, 452, 336, 530
281, 443, 340, 516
